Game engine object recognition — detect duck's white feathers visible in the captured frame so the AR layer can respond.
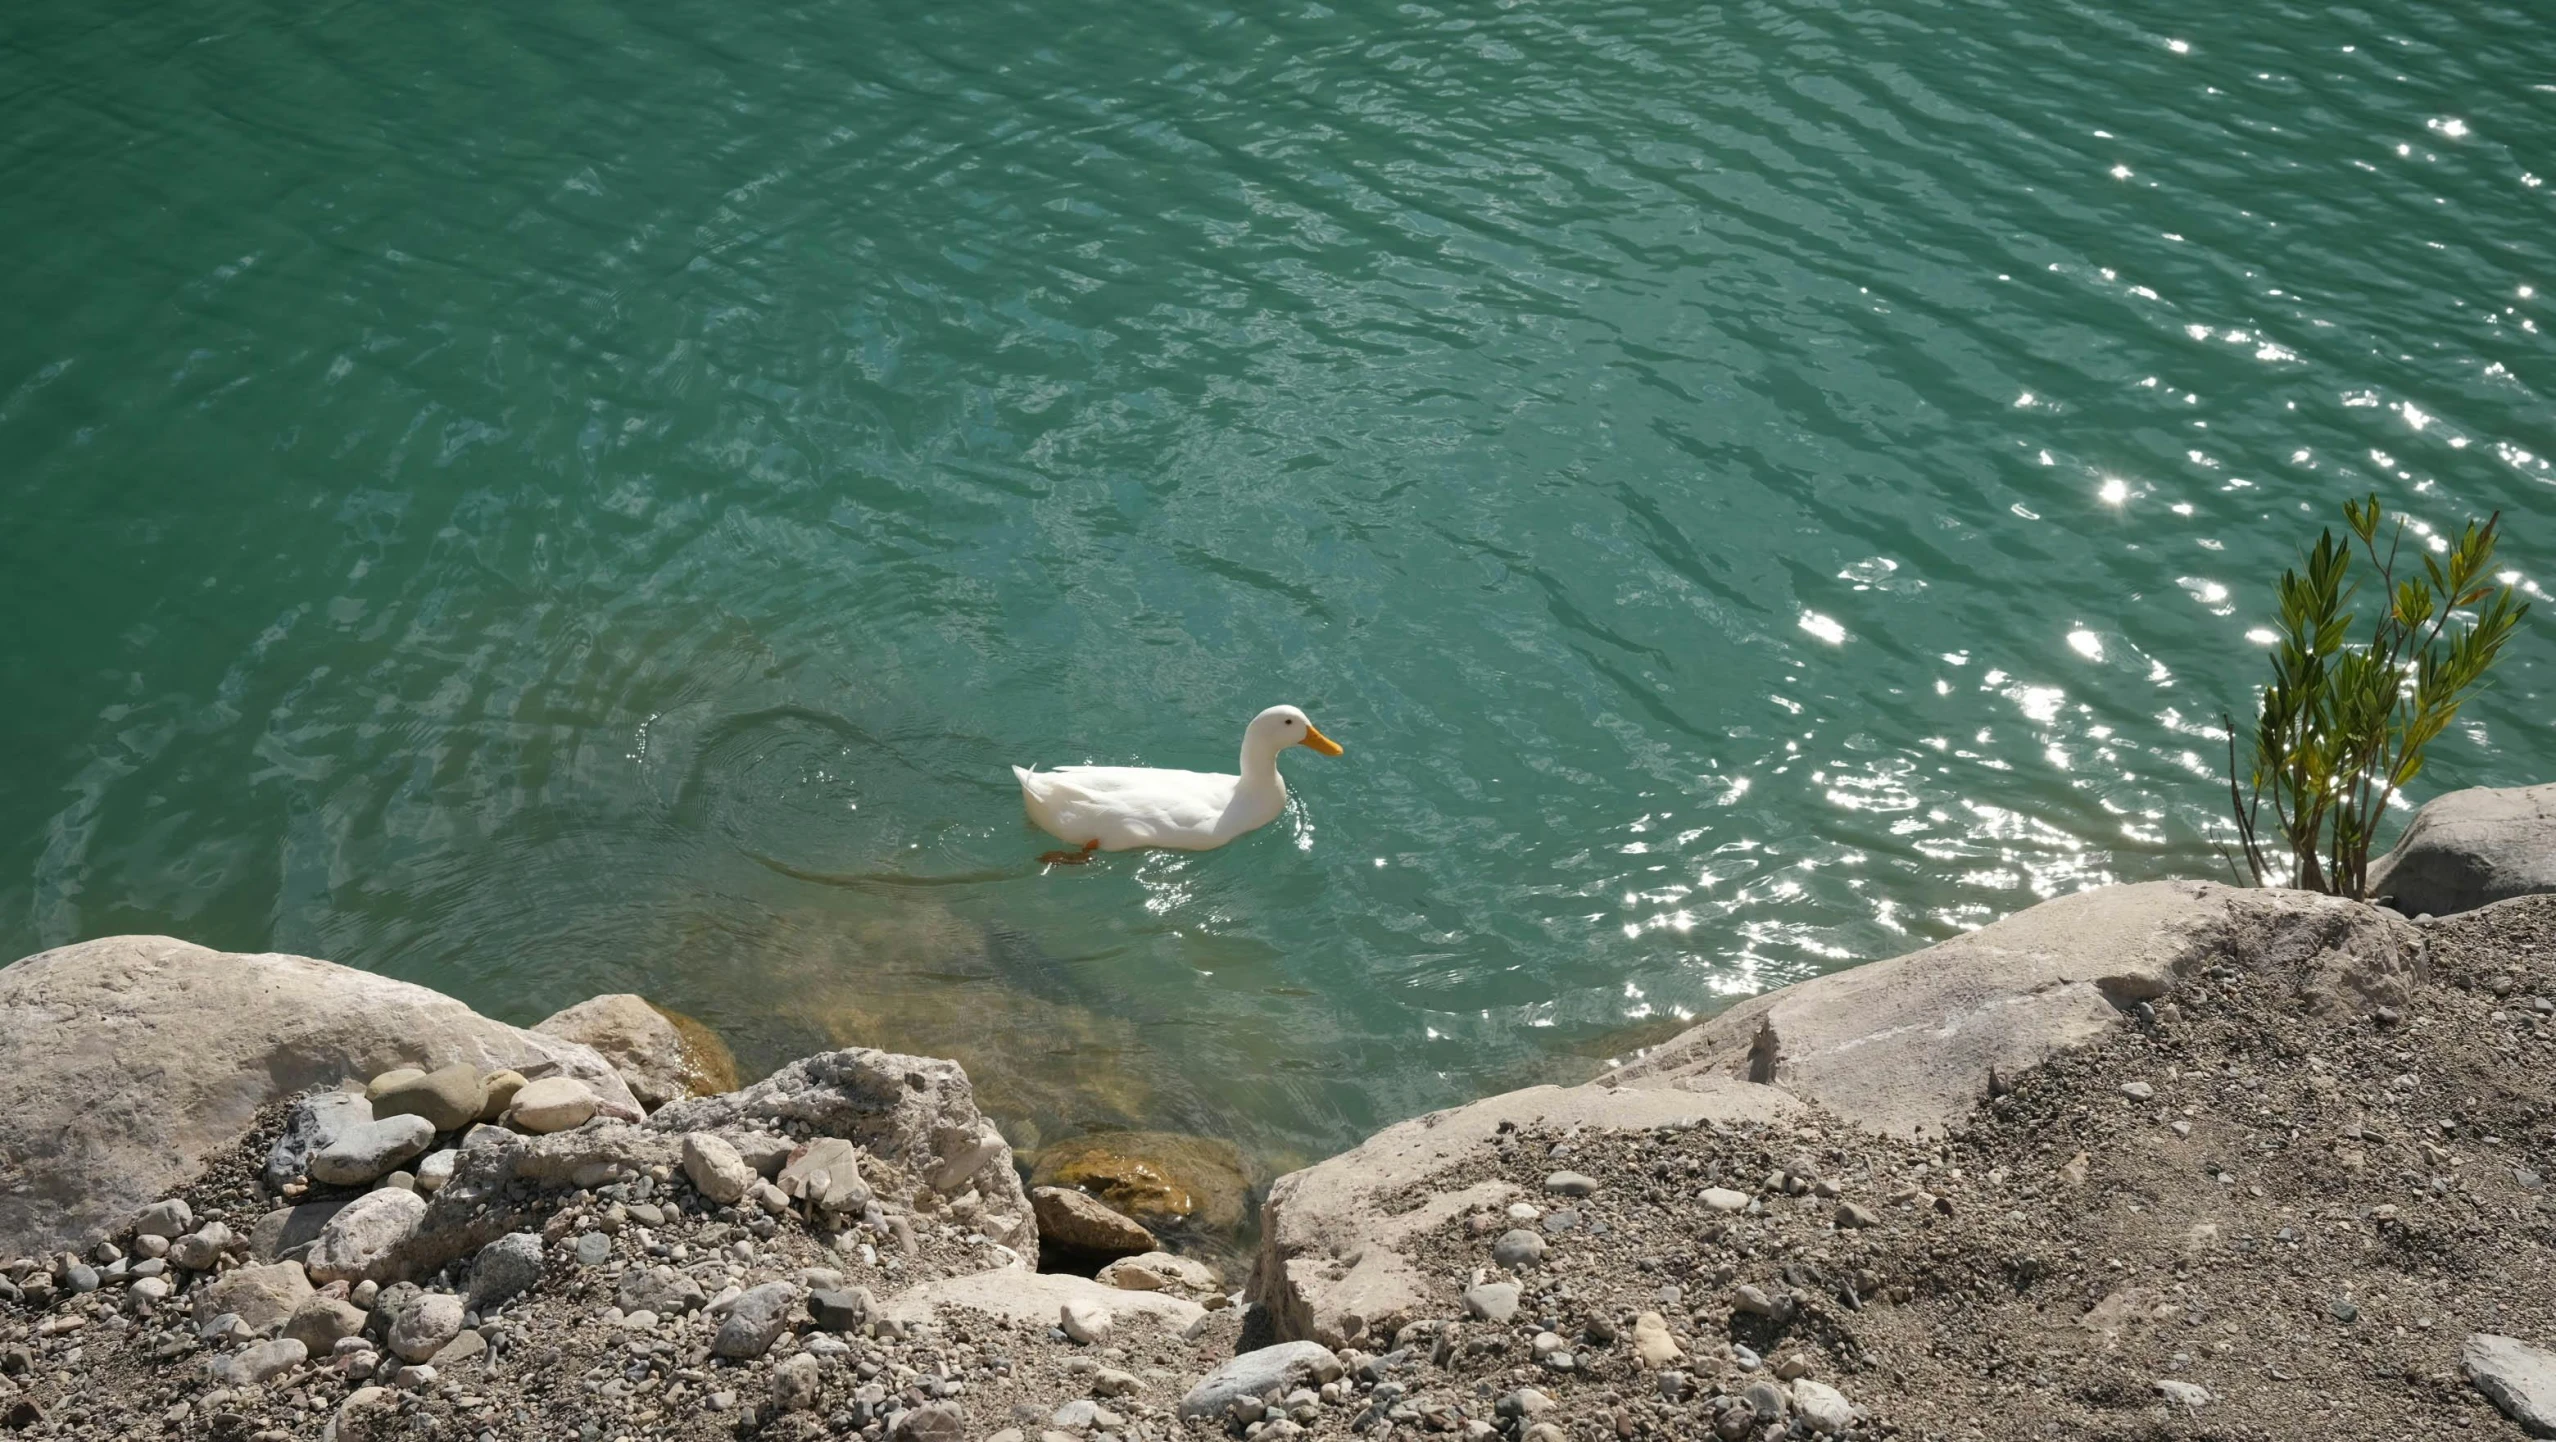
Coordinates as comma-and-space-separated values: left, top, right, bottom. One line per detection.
1011, 764, 1283, 852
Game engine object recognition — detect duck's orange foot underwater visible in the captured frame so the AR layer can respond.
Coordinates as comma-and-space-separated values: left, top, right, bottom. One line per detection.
1039, 839, 1103, 866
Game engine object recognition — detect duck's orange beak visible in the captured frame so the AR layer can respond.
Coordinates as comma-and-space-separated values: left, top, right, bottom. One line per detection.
1300, 723, 1344, 757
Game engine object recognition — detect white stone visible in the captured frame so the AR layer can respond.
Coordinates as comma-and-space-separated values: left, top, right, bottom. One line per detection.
2464, 1333, 2556, 1436
507, 1077, 599, 1133
681, 1132, 755, 1206
1792, 1379, 1853, 1433
1178, 1342, 1345, 1419
1632, 1312, 1683, 1368
414, 1150, 458, 1194
1061, 1298, 1114, 1345
876, 1266, 1202, 1338
305, 1188, 428, 1284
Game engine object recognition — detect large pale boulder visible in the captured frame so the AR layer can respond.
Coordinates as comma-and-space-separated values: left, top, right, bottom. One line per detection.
1604, 881, 2421, 1138
878, 1265, 1203, 1337
649, 1048, 1035, 1250
534, 994, 739, 1110
2368, 783, 2556, 919
1252, 1074, 1797, 1349
1249, 881, 2423, 1349
0, 936, 642, 1257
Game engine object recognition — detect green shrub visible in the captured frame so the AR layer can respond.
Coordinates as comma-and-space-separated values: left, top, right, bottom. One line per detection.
2225, 494, 2528, 897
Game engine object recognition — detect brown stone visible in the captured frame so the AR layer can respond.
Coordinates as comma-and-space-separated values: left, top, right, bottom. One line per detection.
1031, 1186, 1156, 1257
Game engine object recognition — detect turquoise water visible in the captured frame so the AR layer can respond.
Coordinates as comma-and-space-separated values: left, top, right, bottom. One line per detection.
4, 0, 2551, 1178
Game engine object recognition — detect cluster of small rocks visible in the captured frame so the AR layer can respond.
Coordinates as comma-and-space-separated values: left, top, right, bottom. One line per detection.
0, 1035, 1298, 1442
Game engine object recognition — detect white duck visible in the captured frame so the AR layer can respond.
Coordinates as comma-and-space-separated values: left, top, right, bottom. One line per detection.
1014, 704, 1345, 863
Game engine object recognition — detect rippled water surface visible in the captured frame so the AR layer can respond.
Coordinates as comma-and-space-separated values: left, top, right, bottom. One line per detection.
5, 0, 2552, 1173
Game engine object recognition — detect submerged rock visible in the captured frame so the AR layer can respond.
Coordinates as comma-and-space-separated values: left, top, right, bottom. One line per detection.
1031, 1131, 1252, 1236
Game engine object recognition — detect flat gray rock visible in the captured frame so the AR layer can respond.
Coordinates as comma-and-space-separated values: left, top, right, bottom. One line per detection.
1249, 882, 2424, 1353
1178, 1341, 1344, 1419
465, 1233, 545, 1312
0, 935, 638, 1256
2466, 1333, 2556, 1437
264, 1091, 373, 1192
206, 1337, 305, 1387
876, 1268, 1201, 1337
309, 1114, 436, 1186
2370, 784, 2556, 918
713, 1282, 799, 1359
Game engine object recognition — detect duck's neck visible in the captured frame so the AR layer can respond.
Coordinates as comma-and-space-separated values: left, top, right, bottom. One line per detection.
1237, 735, 1286, 799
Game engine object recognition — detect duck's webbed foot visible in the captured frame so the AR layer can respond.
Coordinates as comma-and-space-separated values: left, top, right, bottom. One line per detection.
1039, 839, 1103, 866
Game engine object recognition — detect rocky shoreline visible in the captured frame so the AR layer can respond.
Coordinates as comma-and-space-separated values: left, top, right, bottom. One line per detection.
3, 784, 2556, 1441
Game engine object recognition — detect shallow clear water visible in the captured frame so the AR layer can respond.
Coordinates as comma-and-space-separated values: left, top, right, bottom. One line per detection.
4, 0, 2551, 1177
